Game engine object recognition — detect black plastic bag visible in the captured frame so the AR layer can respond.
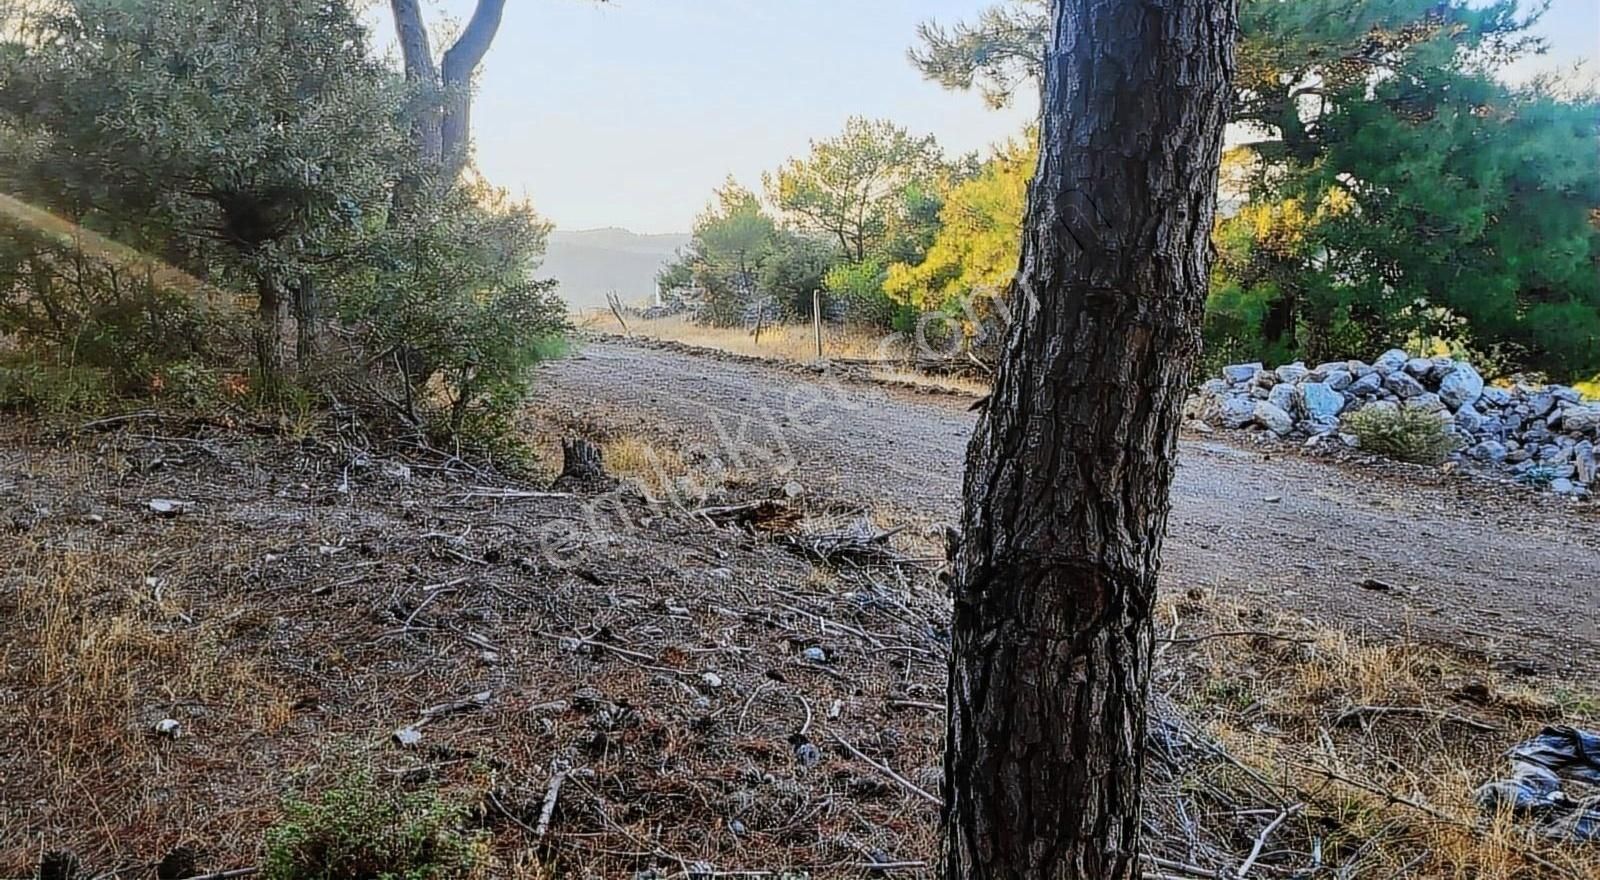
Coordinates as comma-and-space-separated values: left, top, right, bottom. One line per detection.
1476, 725, 1600, 841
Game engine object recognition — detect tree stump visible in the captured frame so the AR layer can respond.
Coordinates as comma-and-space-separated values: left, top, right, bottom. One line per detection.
40, 851, 80, 880
156, 847, 199, 880
560, 437, 606, 482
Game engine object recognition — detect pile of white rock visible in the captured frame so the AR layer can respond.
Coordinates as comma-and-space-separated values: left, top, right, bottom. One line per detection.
1186, 349, 1600, 498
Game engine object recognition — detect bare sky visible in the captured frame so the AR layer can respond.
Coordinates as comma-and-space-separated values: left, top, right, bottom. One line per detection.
378, 1, 1598, 235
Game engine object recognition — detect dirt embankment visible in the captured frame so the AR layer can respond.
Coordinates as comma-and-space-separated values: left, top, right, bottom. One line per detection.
535, 340, 1600, 680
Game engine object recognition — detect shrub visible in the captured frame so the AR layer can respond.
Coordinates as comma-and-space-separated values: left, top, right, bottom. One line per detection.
262, 773, 488, 880
0, 227, 232, 392
0, 358, 111, 415
1343, 405, 1459, 465
350, 180, 569, 438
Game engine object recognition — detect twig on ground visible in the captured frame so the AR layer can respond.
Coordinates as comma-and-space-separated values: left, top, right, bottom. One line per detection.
536, 770, 570, 839
1237, 803, 1303, 878
1334, 705, 1499, 732
1158, 630, 1315, 646
828, 731, 942, 807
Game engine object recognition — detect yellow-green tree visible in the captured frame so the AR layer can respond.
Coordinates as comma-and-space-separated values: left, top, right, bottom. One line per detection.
884, 133, 1034, 318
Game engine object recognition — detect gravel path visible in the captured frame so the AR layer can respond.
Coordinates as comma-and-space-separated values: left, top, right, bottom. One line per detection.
539, 340, 1600, 679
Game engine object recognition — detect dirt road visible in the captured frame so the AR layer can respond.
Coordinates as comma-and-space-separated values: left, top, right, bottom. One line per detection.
539, 340, 1600, 678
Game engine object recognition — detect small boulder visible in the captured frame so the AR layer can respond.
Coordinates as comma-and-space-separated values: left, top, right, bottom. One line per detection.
1254, 401, 1295, 436
1222, 362, 1262, 384
1468, 440, 1508, 463
1560, 406, 1600, 435
1275, 362, 1310, 384
1219, 396, 1257, 429
1268, 382, 1300, 416
1383, 371, 1428, 399
1438, 362, 1485, 410
1527, 392, 1557, 419
1404, 392, 1447, 414
1347, 372, 1384, 397
1576, 441, 1597, 485
1403, 357, 1434, 379
1322, 369, 1354, 391
1301, 382, 1346, 422
1373, 349, 1410, 373
1454, 404, 1484, 434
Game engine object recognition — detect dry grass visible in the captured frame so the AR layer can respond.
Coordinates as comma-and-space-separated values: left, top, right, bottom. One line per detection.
2, 419, 1596, 879
867, 367, 989, 397
1159, 590, 1600, 878
3, 535, 295, 868
578, 310, 902, 363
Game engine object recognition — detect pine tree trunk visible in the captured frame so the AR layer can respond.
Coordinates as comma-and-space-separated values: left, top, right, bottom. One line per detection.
294, 276, 320, 370
254, 274, 283, 387
942, 1, 1236, 878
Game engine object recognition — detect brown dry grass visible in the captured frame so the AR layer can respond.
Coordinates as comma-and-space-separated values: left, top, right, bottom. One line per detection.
1158, 590, 1599, 878
578, 311, 901, 364
1, 419, 1595, 879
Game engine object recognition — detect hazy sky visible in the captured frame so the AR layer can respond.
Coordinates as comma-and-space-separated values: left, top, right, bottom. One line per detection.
380, 1, 1598, 235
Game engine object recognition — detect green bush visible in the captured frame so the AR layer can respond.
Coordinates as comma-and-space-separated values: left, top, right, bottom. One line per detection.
350, 180, 569, 437
0, 228, 230, 392
262, 774, 488, 880
0, 358, 111, 415
1343, 405, 1459, 465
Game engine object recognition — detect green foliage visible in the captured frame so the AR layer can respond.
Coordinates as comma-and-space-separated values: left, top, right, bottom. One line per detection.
0, 220, 233, 390
0, 0, 569, 442
759, 230, 841, 318
824, 258, 904, 328
884, 133, 1033, 316
0, 358, 111, 416
1343, 405, 1460, 465
913, 0, 1600, 380
352, 180, 569, 434
908, 0, 1046, 109
262, 773, 488, 880
766, 117, 948, 265
685, 180, 778, 325
0, 0, 408, 351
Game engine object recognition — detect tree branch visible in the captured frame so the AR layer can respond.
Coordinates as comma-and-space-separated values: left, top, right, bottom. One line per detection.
389, 0, 437, 83
440, 0, 508, 178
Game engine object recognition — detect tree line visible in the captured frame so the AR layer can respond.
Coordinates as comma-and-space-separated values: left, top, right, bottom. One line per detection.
0, 0, 564, 440
668, 0, 1599, 380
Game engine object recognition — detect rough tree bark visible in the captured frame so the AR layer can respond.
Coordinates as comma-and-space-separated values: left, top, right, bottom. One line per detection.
942, 1, 1236, 878
388, 0, 507, 181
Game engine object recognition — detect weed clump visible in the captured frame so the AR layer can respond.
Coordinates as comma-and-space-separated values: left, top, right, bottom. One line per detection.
1343, 405, 1459, 465
262, 774, 488, 880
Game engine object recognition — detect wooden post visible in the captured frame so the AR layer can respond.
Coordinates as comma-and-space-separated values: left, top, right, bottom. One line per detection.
812, 290, 823, 360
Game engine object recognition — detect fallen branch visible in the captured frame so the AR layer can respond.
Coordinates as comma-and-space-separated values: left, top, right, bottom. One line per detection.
1334, 705, 1499, 733
1237, 803, 1303, 878
421, 690, 493, 719
828, 731, 942, 807
452, 487, 575, 502
1158, 630, 1315, 646
536, 770, 569, 839
691, 499, 798, 530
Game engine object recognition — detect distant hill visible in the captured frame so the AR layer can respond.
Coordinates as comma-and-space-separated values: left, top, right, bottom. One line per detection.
542, 227, 690, 311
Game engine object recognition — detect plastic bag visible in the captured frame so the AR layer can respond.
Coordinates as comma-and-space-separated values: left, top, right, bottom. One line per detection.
1475, 725, 1600, 841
